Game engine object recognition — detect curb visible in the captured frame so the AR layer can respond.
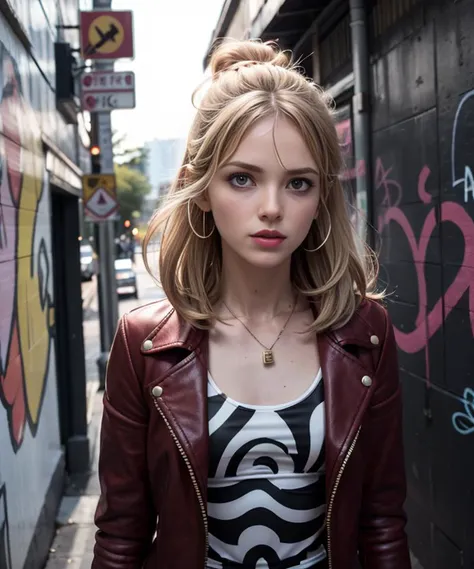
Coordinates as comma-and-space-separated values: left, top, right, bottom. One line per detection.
86, 380, 100, 425
82, 281, 96, 311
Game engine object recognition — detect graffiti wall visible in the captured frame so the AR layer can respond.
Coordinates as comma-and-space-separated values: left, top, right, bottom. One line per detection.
0, 7, 63, 569
371, 0, 474, 566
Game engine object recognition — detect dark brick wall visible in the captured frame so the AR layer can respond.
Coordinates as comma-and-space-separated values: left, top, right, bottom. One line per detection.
370, 0, 474, 567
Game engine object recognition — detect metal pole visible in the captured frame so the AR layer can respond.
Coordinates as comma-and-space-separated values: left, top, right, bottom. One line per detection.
349, 0, 374, 246
93, 0, 119, 389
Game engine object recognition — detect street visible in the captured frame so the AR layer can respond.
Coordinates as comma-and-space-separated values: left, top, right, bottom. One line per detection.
82, 249, 165, 385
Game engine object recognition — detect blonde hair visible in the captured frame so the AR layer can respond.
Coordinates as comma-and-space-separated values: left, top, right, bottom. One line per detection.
144, 39, 380, 332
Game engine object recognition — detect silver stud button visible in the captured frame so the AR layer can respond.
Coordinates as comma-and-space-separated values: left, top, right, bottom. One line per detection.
152, 386, 163, 398
143, 340, 153, 351
370, 335, 380, 346
361, 375, 372, 387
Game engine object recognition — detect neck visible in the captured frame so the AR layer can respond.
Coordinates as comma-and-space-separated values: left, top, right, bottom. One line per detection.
219, 247, 295, 320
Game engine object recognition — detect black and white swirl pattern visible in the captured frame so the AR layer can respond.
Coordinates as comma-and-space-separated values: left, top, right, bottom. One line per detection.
207, 370, 327, 569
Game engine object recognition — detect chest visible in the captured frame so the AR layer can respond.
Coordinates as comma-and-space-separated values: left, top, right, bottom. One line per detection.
208, 314, 320, 407
207, 370, 326, 480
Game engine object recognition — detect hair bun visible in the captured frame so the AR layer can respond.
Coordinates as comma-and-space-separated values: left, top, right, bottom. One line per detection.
209, 40, 291, 76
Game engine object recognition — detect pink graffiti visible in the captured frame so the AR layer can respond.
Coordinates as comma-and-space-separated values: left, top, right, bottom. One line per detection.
377, 159, 474, 382
375, 157, 402, 208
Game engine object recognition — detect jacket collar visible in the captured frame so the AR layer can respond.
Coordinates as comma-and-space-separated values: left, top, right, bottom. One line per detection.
139, 306, 202, 355
140, 299, 379, 354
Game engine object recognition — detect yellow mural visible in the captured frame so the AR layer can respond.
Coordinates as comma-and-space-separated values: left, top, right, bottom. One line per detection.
0, 44, 54, 448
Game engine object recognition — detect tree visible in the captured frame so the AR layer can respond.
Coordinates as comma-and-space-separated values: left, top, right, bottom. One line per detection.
115, 164, 151, 226
112, 131, 149, 175
122, 146, 149, 176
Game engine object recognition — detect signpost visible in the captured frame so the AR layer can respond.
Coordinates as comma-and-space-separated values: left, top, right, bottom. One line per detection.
80, 11, 134, 60
97, 113, 114, 172
81, 3, 135, 390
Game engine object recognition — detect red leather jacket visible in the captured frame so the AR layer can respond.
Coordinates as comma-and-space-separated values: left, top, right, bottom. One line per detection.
92, 298, 411, 569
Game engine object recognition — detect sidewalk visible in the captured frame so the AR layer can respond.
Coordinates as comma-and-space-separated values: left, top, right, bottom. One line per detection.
44, 279, 103, 569
44, 388, 103, 568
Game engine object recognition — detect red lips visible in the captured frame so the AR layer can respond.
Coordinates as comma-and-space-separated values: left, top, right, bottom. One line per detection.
251, 230, 286, 239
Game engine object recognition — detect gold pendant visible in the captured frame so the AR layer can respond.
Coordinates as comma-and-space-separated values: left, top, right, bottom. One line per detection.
262, 350, 274, 366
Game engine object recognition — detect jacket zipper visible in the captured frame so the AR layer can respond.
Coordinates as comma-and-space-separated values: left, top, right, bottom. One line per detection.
153, 399, 209, 566
326, 426, 361, 569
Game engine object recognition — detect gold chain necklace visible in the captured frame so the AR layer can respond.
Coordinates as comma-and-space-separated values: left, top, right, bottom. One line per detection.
223, 298, 297, 366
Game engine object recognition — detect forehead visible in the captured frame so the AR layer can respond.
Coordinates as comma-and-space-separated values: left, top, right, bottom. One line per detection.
228, 115, 317, 169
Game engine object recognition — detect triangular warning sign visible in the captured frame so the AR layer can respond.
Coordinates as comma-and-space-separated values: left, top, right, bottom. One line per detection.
86, 187, 118, 219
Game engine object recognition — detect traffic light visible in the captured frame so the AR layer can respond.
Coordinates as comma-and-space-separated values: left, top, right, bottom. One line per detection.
124, 219, 131, 229
90, 144, 101, 173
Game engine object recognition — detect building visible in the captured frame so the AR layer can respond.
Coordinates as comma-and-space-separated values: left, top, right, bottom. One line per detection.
142, 138, 186, 223
0, 1, 90, 568
145, 137, 186, 204
206, 1, 474, 567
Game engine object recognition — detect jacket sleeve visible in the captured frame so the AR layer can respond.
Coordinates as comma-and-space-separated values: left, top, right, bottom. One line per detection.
358, 309, 412, 569
92, 315, 156, 569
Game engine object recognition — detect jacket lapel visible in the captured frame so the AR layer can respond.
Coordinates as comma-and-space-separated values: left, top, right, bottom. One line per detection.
319, 313, 378, 495
143, 313, 210, 503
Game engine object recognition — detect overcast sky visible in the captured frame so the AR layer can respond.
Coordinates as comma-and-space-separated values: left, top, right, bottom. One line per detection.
111, 0, 224, 147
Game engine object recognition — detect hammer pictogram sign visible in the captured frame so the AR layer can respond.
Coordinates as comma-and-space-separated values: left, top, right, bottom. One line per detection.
80, 11, 134, 60
83, 22, 121, 56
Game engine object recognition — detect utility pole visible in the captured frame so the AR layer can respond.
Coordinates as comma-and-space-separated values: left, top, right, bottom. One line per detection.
92, 0, 119, 389
349, 0, 374, 247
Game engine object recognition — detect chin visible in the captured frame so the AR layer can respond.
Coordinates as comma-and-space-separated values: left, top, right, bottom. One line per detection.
240, 250, 292, 270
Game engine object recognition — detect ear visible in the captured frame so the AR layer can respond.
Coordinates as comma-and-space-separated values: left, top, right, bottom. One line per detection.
194, 191, 212, 213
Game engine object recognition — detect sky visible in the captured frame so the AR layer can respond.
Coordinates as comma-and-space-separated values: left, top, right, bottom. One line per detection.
110, 0, 224, 147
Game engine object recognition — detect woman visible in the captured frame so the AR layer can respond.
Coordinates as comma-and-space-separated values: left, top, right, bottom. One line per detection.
92, 40, 411, 569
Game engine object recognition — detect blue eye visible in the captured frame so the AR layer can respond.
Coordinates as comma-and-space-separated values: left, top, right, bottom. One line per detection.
288, 178, 312, 191
229, 173, 253, 188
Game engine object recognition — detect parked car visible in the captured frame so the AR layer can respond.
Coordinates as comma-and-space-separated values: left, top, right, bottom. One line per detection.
80, 243, 96, 281
115, 257, 138, 299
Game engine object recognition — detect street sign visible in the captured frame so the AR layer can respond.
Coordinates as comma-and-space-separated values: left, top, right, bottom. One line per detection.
80, 10, 134, 60
82, 71, 135, 92
83, 174, 118, 221
81, 71, 136, 112
82, 92, 135, 112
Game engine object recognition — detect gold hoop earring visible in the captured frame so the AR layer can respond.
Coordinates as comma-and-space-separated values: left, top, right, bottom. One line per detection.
187, 200, 215, 239
304, 202, 332, 252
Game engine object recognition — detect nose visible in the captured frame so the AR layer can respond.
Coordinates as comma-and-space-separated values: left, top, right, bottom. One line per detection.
258, 185, 283, 222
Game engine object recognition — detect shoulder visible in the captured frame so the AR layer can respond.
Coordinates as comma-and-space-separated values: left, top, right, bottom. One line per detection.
354, 297, 390, 341
354, 298, 399, 400
119, 297, 199, 357
121, 297, 177, 343
331, 297, 390, 349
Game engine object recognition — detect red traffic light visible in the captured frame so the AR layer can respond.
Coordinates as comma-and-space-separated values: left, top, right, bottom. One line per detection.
124, 219, 131, 228
90, 145, 101, 156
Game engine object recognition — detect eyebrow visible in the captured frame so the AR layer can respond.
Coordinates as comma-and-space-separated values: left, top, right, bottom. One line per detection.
223, 160, 319, 176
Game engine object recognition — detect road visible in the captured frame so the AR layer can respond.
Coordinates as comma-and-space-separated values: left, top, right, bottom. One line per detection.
82, 251, 165, 384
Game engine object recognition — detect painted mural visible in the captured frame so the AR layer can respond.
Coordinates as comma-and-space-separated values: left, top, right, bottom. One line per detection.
0, 42, 54, 450
0, 27, 61, 568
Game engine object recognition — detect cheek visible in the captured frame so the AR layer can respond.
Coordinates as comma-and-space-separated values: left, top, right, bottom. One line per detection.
210, 190, 250, 227
292, 201, 318, 233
